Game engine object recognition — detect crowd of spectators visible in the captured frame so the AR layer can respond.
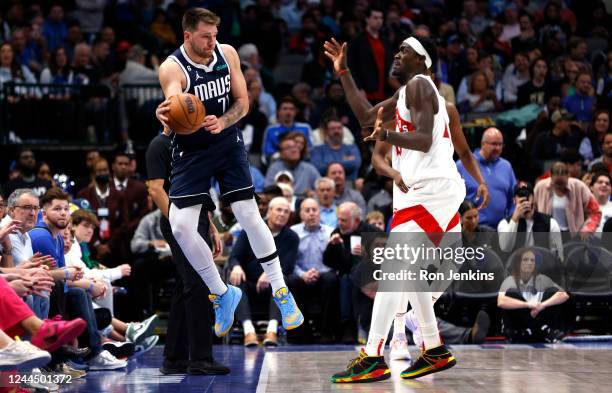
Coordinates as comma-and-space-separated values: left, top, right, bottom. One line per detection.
1, 1, 612, 380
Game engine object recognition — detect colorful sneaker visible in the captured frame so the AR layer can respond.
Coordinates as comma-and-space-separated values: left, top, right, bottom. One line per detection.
400, 344, 456, 379
0, 338, 51, 371
389, 334, 412, 362
331, 349, 391, 383
31, 318, 87, 353
272, 287, 303, 330
126, 314, 159, 344
209, 285, 242, 337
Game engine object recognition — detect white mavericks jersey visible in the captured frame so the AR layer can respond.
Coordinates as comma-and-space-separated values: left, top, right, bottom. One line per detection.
391, 74, 462, 211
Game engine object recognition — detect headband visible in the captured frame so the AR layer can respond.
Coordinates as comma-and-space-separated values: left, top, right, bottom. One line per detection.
403, 37, 432, 69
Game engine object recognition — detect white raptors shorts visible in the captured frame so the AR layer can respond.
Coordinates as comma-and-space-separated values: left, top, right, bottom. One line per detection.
390, 178, 466, 237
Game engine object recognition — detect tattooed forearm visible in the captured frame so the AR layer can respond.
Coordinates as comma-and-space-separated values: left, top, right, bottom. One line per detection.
220, 99, 248, 129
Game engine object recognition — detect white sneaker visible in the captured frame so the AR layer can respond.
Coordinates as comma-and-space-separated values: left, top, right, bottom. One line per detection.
389, 334, 412, 361
0, 339, 51, 371
88, 350, 128, 371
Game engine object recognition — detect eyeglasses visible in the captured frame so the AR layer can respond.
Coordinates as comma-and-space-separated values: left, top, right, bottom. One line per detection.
15, 205, 40, 212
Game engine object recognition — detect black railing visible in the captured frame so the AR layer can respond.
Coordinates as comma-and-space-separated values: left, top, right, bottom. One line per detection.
0, 82, 164, 146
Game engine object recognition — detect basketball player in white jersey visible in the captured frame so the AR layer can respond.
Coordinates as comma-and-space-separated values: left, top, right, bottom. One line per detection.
325, 36, 479, 382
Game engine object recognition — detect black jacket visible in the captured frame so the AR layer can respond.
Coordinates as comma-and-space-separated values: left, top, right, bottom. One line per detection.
323, 221, 381, 275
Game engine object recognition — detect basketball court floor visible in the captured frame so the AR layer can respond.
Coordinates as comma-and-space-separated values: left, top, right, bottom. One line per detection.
59, 343, 612, 393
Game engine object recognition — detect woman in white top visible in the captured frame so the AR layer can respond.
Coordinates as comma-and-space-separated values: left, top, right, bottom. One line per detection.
497, 248, 569, 342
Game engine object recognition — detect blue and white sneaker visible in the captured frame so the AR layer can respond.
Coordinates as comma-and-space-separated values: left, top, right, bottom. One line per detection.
273, 287, 303, 330
209, 285, 242, 337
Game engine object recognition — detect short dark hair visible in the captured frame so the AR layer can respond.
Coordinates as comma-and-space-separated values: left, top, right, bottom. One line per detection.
182, 8, 220, 32
278, 96, 297, 108
591, 172, 612, 187
560, 149, 582, 165
365, 6, 384, 18
40, 188, 69, 208
113, 151, 130, 163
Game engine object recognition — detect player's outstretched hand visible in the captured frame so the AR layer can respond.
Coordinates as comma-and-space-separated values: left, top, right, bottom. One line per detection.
202, 115, 225, 134
364, 107, 386, 142
323, 38, 348, 74
156, 98, 171, 130
476, 183, 490, 209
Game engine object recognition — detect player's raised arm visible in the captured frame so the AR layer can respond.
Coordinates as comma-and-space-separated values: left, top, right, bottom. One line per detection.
446, 101, 489, 209
365, 78, 434, 152
155, 60, 186, 130
323, 38, 397, 129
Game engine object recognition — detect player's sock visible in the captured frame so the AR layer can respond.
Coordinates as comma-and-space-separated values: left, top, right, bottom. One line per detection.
243, 320, 255, 335
169, 203, 227, 295
230, 198, 285, 292
267, 320, 278, 334
364, 291, 404, 356
405, 291, 441, 350
393, 313, 406, 338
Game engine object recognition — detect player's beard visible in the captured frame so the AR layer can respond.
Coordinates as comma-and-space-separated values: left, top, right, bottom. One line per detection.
191, 43, 214, 61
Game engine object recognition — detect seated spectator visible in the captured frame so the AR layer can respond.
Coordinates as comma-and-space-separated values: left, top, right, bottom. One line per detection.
129, 206, 176, 319
365, 211, 385, 231
497, 248, 569, 342
459, 71, 501, 113
43, 4, 67, 52
501, 51, 531, 107
0, 41, 37, 100
309, 81, 359, 134
265, 134, 320, 196
289, 198, 338, 342
588, 132, 612, 174
310, 116, 362, 180
239, 77, 269, 156
227, 197, 299, 347
457, 128, 516, 228
63, 225, 158, 356
119, 45, 159, 86
315, 177, 337, 228
150, 8, 176, 47
291, 82, 315, 124
590, 172, 612, 233
531, 109, 582, 170
3, 149, 53, 198
580, 110, 610, 164
498, 183, 563, 259
562, 72, 595, 123
30, 188, 127, 370
262, 97, 312, 160
323, 202, 380, 342
533, 162, 601, 234
77, 157, 129, 266
288, 131, 310, 161
40, 46, 74, 99
366, 178, 392, 220
517, 58, 558, 107
327, 163, 366, 218
243, 68, 276, 124
459, 200, 496, 249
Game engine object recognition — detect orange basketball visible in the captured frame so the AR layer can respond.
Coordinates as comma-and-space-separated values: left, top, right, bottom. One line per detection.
166, 93, 206, 134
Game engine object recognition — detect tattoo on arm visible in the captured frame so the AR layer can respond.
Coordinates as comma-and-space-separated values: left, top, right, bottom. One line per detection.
220, 100, 246, 129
